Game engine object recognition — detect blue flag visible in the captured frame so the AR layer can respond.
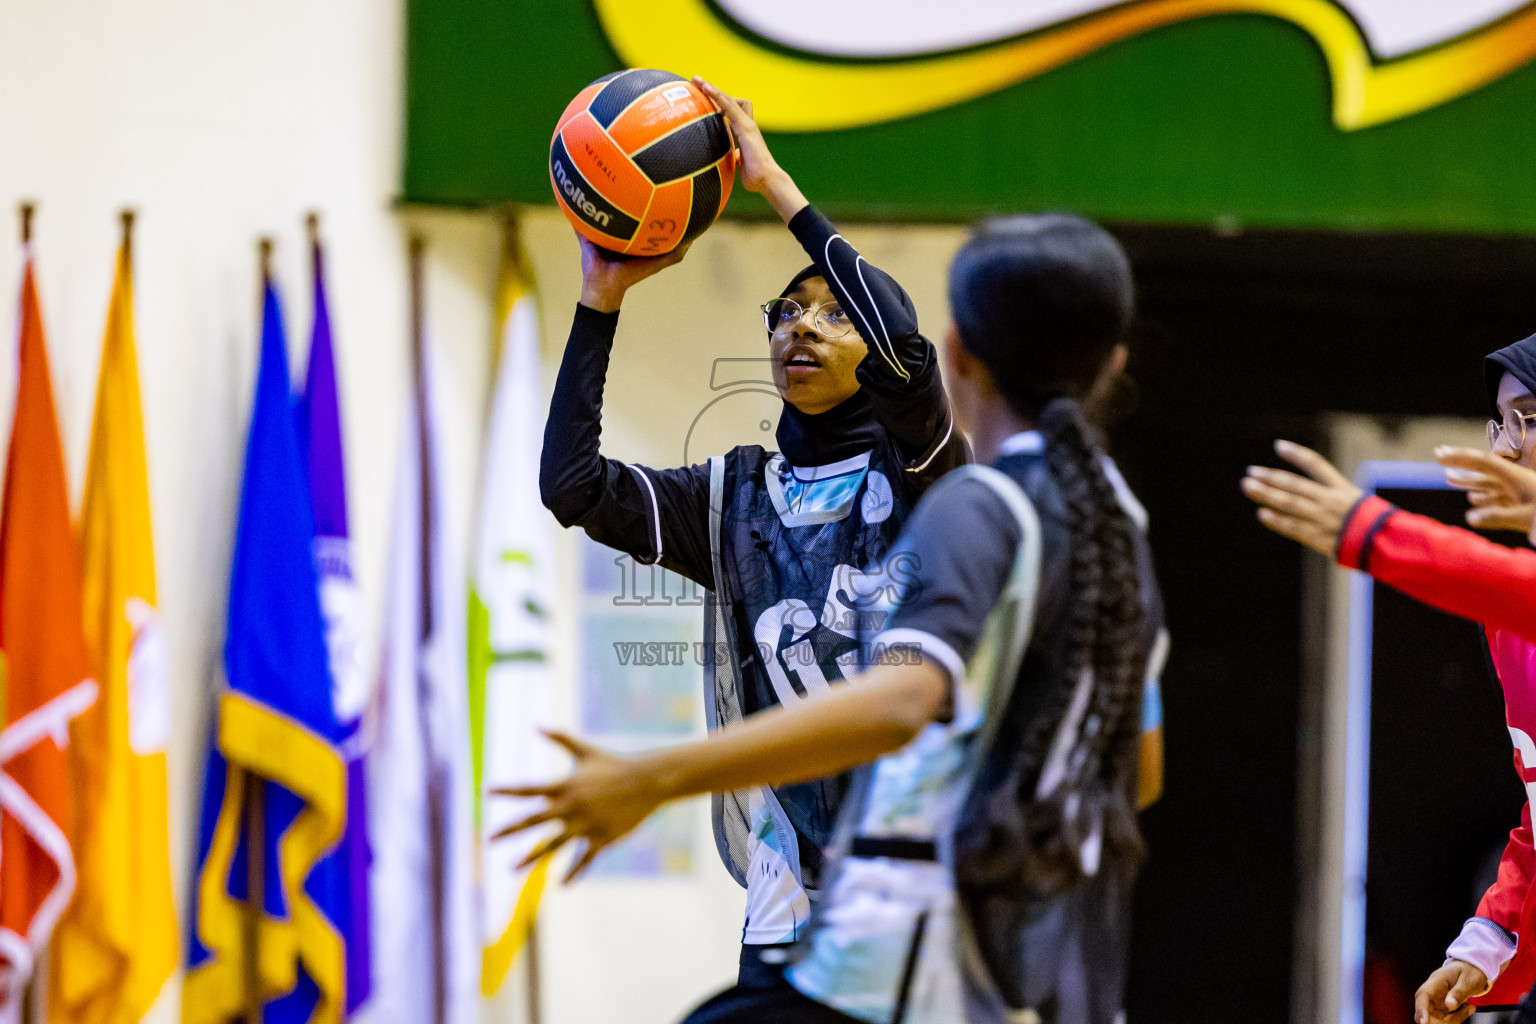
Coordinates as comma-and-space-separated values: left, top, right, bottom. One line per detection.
184, 278, 348, 1024
297, 231, 372, 1013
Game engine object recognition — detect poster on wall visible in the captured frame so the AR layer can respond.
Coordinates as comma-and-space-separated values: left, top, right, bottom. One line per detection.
576, 533, 706, 878
405, 0, 1536, 233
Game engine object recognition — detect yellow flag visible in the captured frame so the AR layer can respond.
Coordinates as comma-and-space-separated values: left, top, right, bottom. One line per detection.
51, 230, 178, 1024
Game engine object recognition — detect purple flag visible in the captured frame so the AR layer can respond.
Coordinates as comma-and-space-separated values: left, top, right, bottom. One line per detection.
297, 228, 372, 1013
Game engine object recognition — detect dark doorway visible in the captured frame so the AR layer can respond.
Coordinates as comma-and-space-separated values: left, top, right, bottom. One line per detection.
1104, 224, 1536, 1024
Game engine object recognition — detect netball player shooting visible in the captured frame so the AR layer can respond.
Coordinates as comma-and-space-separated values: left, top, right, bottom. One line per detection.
538, 78, 968, 986
513, 215, 1166, 1024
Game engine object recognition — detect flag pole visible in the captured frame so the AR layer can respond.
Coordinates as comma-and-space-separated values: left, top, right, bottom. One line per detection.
244, 772, 265, 1024
245, 236, 274, 1024
120, 209, 135, 257
526, 921, 543, 1024
409, 234, 450, 1024
306, 212, 321, 274
498, 205, 548, 1024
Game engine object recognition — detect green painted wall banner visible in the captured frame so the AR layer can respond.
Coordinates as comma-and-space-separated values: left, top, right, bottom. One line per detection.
404, 0, 1536, 234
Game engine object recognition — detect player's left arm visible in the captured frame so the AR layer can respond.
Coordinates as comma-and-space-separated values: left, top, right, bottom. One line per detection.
1244, 440, 1536, 643
697, 78, 966, 483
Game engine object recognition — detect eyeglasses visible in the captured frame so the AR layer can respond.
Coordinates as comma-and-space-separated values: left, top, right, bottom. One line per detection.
1487, 408, 1536, 449
761, 297, 855, 338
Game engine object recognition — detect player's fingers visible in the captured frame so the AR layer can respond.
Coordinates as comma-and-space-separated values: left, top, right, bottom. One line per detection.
1241, 476, 1324, 518
517, 830, 575, 871
563, 840, 606, 884
1255, 508, 1329, 552
488, 783, 560, 799
1416, 976, 1451, 1024
1446, 975, 1477, 1008
1275, 439, 1352, 488
1245, 465, 1334, 503
694, 78, 746, 122
490, 807, 559, 841
541, 728, 598, 760
1443, 467, 1492, 491
1460, 484, 1505, 505
1414, 987, 1435, 1024
1466, 506, 1529, 530
1437, 445, 1506, 473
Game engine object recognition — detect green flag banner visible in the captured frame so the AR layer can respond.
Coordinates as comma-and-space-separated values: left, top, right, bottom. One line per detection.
405, 0, 1536, 232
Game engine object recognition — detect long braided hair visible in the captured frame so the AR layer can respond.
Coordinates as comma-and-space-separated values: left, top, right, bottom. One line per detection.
947, 214, 1149, 898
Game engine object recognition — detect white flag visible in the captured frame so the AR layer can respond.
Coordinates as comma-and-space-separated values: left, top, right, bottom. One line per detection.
363, 249, 478, 1024
471, 224, 561, 994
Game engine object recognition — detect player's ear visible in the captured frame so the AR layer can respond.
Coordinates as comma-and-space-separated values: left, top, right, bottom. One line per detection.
944, 326, 978, 381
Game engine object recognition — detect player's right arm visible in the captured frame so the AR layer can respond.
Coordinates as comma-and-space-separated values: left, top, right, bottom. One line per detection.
540, 237, 714, 588
697, 77, 967, 487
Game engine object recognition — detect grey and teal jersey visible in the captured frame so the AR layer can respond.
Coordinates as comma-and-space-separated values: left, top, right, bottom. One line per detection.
787, 433, 1167, 1024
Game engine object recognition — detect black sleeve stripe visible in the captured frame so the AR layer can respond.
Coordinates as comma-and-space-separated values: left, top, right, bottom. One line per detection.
628, 465, 664, 564
1333, 493, 1374, 561
1355, 503, 1398, 574
631, 112, 732, 184
588, 68, 685, 128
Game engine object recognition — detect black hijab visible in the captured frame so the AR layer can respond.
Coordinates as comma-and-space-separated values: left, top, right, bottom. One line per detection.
1486, 332, 1536, 413
771, 266, 881, 467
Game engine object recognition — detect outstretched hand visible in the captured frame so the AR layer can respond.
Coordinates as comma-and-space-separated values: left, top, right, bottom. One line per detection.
1240, 440, 1363, 555
693, 77, 808, 222
578, 235, 691, 313
1436, 445, 1536, 540
489, 729, 666, 883
1414, 959, 1487, 1024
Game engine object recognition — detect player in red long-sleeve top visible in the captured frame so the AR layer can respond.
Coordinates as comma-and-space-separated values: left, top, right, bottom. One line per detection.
1242, 331, 1536, 1024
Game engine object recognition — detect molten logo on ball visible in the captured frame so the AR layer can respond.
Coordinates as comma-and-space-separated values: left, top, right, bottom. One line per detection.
553, 157, 612, 229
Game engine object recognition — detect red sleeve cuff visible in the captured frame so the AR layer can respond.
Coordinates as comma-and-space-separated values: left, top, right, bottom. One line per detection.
1336, 494, 1397, 571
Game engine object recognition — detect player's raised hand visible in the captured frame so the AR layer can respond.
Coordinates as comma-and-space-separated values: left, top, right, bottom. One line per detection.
693, 78, 771, 189
693, 77, 809, 223
489, 729, 666, 883
1436, 444, 1536, 540
1414, 959, 1487, 1024
577, 235, 691, 312
1241, 440, 1363, 556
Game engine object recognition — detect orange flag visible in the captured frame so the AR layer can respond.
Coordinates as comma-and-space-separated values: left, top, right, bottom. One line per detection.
0, 257, 99, 1020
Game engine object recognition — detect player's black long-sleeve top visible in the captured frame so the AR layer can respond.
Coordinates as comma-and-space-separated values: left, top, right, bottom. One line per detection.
539, 204, 967, 588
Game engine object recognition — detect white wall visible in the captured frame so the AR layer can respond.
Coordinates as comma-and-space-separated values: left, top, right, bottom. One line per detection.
0, 2, 968, 1021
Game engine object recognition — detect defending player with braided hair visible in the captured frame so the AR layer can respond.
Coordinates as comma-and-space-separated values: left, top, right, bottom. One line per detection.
947, 214, 1149, 899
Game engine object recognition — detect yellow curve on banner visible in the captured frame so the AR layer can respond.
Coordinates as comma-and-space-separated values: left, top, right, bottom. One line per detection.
480, 854, 552, 995
592, 0, 1536, 131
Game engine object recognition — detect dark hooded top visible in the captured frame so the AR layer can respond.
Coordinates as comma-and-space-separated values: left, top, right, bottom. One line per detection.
1486, 332, 1536, 413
